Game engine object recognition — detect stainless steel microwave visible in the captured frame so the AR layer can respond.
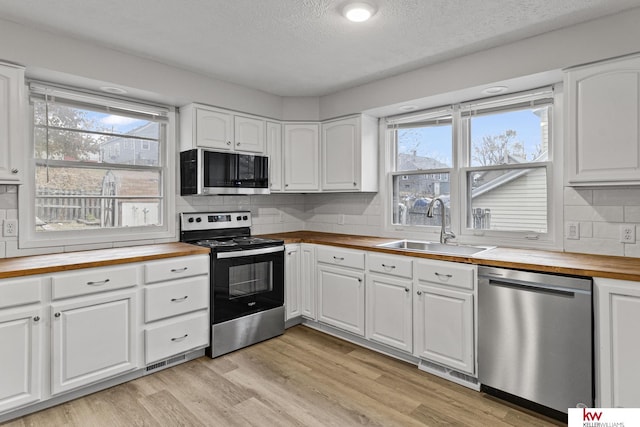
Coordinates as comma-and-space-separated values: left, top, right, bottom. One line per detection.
180, 148, 269, 195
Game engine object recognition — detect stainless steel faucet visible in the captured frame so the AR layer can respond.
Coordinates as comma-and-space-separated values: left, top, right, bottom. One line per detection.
426, 197, 456, 244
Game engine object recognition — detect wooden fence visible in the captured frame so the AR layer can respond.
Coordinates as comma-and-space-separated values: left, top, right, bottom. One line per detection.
36, 189, 103, 224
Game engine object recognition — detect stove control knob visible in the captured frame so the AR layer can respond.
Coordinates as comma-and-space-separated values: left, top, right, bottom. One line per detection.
243, 216, 248, 220
236, 216, 242, 221
196, 217, 202, 223
188, 218, 194, 223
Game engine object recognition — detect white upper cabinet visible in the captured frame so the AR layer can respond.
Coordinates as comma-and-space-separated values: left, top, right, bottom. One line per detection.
321, 115, 378, 192
283, 123, 320, 192
566, 54, 640, 185
0, 62, 24, 183
180, 104, 265, 154
234, 115, 265, 153
266, 121, 283, 192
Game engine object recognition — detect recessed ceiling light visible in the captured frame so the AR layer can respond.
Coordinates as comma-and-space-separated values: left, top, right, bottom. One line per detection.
343, 2, 377, 22
481, 86, 508, 95
399, 105, 418, 111
100, 86, 128, 95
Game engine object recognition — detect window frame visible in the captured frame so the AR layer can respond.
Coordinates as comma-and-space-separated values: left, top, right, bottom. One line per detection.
384, 86, 563, 249
19, 81, 176, 250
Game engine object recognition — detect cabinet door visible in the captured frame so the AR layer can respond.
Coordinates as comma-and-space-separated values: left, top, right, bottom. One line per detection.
283, 124, 319, 192
285, 245, 301, 321
321, 117, 360, 191
413, 282, 474, 374
195, 108, 233, 150
0, 63, 24, 183
51, 290, 138, 395
317, 264, 365, 336
300, 244, 317, 320
566, 56, 640, 184
266, 121, 283, 192
234, 116, 265, 153
365, 273, 412, 353
0, 306, 42, 413
595, 278, 640, 408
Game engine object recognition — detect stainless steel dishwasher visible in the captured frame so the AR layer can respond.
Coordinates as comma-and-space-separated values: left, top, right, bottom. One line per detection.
478, 266, 593, 416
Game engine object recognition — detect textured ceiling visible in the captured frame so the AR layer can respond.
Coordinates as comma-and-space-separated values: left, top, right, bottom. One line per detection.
1, 0, 640, 96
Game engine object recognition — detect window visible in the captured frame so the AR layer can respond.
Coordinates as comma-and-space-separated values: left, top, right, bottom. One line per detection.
387, 88, 557, 245
390, 109, 453, 227
22, 82, 175, 248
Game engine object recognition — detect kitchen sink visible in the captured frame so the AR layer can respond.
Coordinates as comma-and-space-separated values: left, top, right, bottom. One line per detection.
376, 239, 494, 256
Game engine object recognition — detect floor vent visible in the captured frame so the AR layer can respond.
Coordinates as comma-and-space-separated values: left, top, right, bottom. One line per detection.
418, 359, 480, 391
145, 354, 187, 374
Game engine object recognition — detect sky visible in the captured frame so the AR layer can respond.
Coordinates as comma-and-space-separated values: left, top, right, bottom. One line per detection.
398, 107, 546, 167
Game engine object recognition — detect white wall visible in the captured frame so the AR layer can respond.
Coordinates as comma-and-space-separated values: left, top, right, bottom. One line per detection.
0, 19, 284, 119
319, 8, 640, 119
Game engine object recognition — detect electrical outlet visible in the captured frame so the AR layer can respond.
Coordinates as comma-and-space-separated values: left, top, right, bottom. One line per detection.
3, 219, 18, 237
619, 224, 636, 244
566, 222, 580, 240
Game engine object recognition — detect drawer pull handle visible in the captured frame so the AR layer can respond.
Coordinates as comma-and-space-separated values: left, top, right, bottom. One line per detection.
86, 279, 110, 286
417, 290, 422, 296
54, 312, 61, 318
333, 256, 344, 261
171, 296, 189, 302
171, 334, 188, 342
171, 267, 188, 273
434, 272, 453, 279
381, 263, 396, 269
33, 316, 40, 322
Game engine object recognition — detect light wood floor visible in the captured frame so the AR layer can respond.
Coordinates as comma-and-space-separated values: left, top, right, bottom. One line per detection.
3, 326, 563, 426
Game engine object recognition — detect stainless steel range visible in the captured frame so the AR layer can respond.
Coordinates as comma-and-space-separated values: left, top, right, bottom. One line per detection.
179, 211, 285, 358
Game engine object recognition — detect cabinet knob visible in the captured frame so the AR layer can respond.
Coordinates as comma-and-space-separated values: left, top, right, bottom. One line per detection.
285, 184, 289, 187
54, 312, 61, 318
33, 316, 40, 322
237, 142, 241, 146
226, 141, 231, 145
404, 288, 410, 293
11, 168, 18, 174
416, 291, 422, 296
353, 182, 357, 186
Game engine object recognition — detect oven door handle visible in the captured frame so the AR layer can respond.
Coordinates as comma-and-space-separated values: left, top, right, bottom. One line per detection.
216, 246, 284, 259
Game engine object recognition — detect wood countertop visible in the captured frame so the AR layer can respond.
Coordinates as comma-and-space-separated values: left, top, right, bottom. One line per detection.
0, 242, 210, 280
262, 231, 640, 282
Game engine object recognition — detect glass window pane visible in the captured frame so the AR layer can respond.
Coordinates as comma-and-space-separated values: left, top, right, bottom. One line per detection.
392, 173, 450, 226
35, 165, 161, 231
468, 167, 547, 233
33, 101, 161, 166
469, 106, 550, 167
396, 123, 452, 171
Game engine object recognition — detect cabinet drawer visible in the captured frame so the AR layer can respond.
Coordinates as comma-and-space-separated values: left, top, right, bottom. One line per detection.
51, 265, 138, 300
368, 253, 412, 279
0, 277, 42, 309
145, 276, 209, 322
145, 312, 209, 364
145, 255, 209, 284
317, 246, 364, 270
415, 259, 475, 290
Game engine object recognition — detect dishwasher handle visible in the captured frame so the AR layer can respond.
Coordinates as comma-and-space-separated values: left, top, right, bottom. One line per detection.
485, 278, 578, 297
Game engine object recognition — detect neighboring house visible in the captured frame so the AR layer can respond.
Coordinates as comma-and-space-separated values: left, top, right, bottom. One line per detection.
99, 122, 159, 166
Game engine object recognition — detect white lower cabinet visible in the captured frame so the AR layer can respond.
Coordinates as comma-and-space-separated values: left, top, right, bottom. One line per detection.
0, 305, 42, 413
285, 244, 301, 321
365, 273, 413, 353
143, 256, 210, 364
595, 278, 640, 408
51, 290, 138, 395
413, 259, 476, 375
300, 244, 317, 320
317, 264, 365, 336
